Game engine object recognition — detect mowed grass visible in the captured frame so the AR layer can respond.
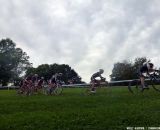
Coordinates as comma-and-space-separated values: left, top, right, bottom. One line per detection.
0, 87, 160, 130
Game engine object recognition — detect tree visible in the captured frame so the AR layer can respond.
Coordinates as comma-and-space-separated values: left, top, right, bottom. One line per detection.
110, 57, 149, 81
0, 38, 32, 85
110, 60, 133, 81
26, 63, 83, 84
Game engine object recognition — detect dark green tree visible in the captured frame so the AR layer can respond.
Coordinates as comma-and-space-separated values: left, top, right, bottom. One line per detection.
0, 38, 32, 85
110, 57, 149, 81
110, 60, 133, 81
26, 63, 83, 84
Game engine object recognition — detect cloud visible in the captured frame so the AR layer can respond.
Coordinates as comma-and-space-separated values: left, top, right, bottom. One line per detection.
0, 0, 160, 82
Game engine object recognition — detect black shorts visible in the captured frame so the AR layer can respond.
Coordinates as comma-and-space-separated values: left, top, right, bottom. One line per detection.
139, 73, 144, 77
139, 71, 147, 78
91, 77, 98, 83
51, 79, 56, 84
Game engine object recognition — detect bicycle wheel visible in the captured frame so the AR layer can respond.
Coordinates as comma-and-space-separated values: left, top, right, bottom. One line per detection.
54, 84, 63, 95
151, 79, 160, 92
17, 89, 23, 95
128, 80, 143, 94
80, 86, 94, 96
96, 86, 108, 95
42, 86, 49, 95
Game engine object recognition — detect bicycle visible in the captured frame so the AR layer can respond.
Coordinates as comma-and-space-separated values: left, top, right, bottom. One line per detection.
17, 80, 32, 96
128, 70, 160, 94
44, 80, 63, 95
17, 80, 40, 96
83, 78, 108, 95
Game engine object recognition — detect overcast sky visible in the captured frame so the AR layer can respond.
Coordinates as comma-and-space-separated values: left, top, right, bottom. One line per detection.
0, 0, 160, 82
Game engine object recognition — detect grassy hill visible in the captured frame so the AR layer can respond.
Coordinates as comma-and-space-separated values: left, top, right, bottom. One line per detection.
0, 87, 160, 130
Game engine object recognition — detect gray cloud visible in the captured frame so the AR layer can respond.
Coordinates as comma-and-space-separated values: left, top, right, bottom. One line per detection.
0, 0, 160, 82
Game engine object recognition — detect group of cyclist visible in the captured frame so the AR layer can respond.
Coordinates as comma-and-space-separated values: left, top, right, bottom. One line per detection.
19, 60, 158, 95
19, 73, 63, 95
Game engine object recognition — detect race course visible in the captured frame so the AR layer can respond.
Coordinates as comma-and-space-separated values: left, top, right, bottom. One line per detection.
0, 87, 160, 130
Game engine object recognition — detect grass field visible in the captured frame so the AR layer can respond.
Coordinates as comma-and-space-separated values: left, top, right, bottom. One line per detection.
0, 87, 160, 130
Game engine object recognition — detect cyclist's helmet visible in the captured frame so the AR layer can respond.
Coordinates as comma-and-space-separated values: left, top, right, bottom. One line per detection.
59, 73, 63, 76
34, 74, 38, 77
99, 69, 104, 74
52, 75, 55, 78
149, 63, 154, 69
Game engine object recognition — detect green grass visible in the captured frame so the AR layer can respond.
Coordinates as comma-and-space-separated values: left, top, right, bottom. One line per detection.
0, 87, 160, 130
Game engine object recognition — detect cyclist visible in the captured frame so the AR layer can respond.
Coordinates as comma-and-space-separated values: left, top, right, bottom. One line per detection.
139, 61, 154, 89
21, 74, 33, 94
31, 74, 39, 85
23, 74, 32, 86
48, 73, 63, 94
31, 74, 39, 92
90, 69, 105, 92
37, 77, 45, 89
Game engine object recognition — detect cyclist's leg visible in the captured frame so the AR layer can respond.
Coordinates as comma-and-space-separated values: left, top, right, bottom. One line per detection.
140, 76, 145, 88
48, 84, 52, 95
17, 84, 23, 94
48, 83, 56, 94
23, 82, 29, 94
54, 83, 63, 95
34, 82, 39, 93
140, 73, 149, 89
25, 84, 30, 95
22, 84, 27, 93
28, 81, 33, 95
20, 81, 27, 94
90, 79, 97, 92
139, 71, 146, 88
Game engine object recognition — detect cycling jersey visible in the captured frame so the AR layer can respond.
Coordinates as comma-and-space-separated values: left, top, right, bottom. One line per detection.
23, 76, 32, 85
140, 64, 149, 73
50, 77, 56, 84
38, 79, 44, 86
50, 74, 59, 83
91, 72, 103, 80
31, 76, 38, 83
25, 76, 32, 81
139, 62, 153, 77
